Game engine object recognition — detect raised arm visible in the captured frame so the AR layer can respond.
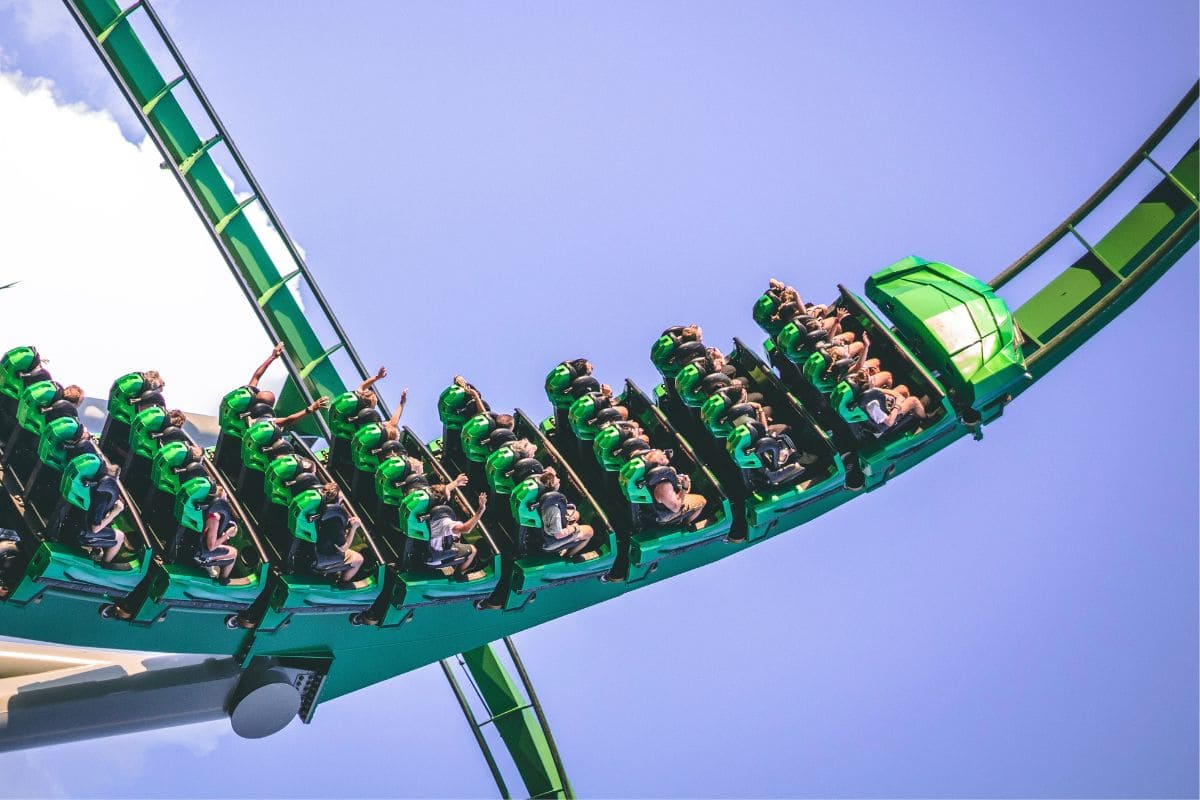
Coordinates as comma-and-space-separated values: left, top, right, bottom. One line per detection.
454, 375, 488, 415
274, 397, 329, 428
387, 389, 409, 427
359, 366, 387, 393
249, 343, 286, 388
453, 493, 489, 534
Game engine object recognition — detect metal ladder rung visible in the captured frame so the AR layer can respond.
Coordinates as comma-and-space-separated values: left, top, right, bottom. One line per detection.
476, 702, 535, 728
1143, 149, 1200, 206
142, 74, 187, 116
178, 134, 223, 175
215, 194, 260, 234
1065, 223, 1121, 278
257, 269, 302, 307
96, 1, 144, 45
299, 343, 344, 379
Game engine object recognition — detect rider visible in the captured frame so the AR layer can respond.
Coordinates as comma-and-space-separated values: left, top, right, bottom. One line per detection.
426, 481, 486, 576
534, 468, 594, 558
642, 449, 706, 527
80, 462, 126, 565
194, 485, 240, 583
313, 482, 365, 584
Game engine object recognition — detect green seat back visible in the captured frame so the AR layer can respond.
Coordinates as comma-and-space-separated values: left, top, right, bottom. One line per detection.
650, 334, 683, 378
752, 293, 782, 336
437, 385, 475, 432
375, 456, 412, 508
509, 478, 543, 529
218, 386, 254, 439
107, 372, 146, 425
776, 321, 808, 363
726, 424, 763, 469
700, 393, 735, 438
0, 346, 38, 401
618, 457, 653, 505
264, 454, 303, 507
832, 382, 868, 425
350, 423, 386, 474
328, 390, 363, 441
674, 363, 708, 408
240, 419, 279, 473
287, 488, 322, 544
151, 440, 191, 495
568, 395, 602, 441
400, 489, 433, 541
460, 413, 494, 463
485, 445, 518, 495
129, 406, 169, 462
60, 453, 103, 511
803, 351, 838, 393
593, 424, 627, 472
38, 416, 82, 471
16, 380, 59, 436
174, 476, 214, 533
544, 363, 577, 410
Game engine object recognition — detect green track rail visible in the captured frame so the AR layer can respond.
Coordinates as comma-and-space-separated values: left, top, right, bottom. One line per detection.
1, 3, 1196, 799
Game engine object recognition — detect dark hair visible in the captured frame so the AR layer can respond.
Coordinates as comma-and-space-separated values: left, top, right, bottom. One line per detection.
495, 413, 514, 428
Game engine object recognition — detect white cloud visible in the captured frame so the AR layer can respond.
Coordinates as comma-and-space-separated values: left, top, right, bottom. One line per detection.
0, 67, 305, 416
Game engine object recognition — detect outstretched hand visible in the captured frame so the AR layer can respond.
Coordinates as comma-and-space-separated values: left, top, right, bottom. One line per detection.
399, 388, 409, 406
374, 366, 387, 380
309, 397, 330, 412
272, 342, 286, 357
477, 493, 488, 508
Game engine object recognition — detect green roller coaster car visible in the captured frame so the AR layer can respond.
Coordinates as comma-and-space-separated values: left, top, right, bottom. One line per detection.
865, 256, 1029, 422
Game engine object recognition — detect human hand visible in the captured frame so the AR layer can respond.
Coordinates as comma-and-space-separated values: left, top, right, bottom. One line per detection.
477, 493, 488, 508
309, 397, 330, 412
272, 343, 286, 357
375, 366, 387, 380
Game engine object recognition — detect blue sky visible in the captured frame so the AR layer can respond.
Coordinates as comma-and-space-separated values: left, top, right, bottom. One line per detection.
0, 1, 1197, 797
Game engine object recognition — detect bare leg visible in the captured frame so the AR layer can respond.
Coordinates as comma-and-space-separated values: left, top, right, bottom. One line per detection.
565, 525, 594, 557
219, 549, 239, 581
101, 530, 126, 564
456, 544, 478, 575
341, 550, 364, 582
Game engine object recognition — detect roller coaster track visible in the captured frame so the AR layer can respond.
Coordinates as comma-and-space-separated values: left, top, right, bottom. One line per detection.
0, 2, 1195, 798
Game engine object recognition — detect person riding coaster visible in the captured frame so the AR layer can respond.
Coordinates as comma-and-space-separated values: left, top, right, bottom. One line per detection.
673, 348, 737, 409
413, 475, 484, 576
526, 468, 594, 559
0, 346, 52, 423
191, 484, 242, 584
374, 454, 428, 513
651, 324, 706, 381
4, 379, 83, 475
437, 376, 488, 463
620, 448, 707, 528
103, 370, 165, 458
853, 383, 929, 437
567, 384, 629, 443
327, 366, 390, 476
216, 344, 286, 472
461, 410, 515, 488
485, 439, 538, 496
299, 482, 365, 585
726, 406, 815, 488
346, 390, 408, 491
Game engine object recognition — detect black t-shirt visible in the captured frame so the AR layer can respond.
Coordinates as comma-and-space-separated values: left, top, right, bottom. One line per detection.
315, 502, 350, 556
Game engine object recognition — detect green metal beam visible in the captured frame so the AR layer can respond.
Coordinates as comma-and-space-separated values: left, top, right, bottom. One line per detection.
446, 639, 573, 800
